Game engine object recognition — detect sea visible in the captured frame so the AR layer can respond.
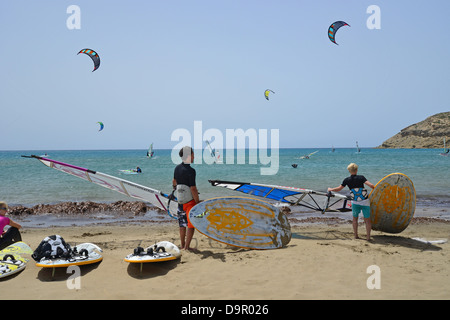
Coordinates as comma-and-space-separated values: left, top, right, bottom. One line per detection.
1, 148, 449, 226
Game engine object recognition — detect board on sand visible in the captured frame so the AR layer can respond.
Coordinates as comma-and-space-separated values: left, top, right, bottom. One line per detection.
36, 243, 103, 268
189, 197, 291, 250
0, 241, 33, 256
0, 242, 33, 279
369, 173, 416, 234
125, 241, 181, 273
125, 241, 181, 263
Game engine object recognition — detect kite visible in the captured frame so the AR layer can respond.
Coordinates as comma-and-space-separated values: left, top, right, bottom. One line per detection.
78, 48, 101, 72
97, 122, 104, 131
328, 21, 350, 45
264, 89, 275, 100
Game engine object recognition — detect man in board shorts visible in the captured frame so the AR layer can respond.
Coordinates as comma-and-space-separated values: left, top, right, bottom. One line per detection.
173, 146, 200, 251
328, 163, 375, 240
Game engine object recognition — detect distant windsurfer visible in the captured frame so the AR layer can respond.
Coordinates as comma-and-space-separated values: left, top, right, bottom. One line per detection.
328, 163, 375, 241
173, 146, 200, 251
0, 201, 23, 250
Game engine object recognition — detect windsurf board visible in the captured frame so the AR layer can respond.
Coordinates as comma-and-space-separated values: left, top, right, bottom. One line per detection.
125, 241, 181, 264
0, 242, 32, 279
189, 196, 291, 250
369, 173, 416, 234
35, 242, 103, 268
0, 241, 33, 257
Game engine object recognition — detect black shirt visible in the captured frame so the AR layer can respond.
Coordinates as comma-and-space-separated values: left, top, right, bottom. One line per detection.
341, 175, 367, 190
173, 163, 196, 187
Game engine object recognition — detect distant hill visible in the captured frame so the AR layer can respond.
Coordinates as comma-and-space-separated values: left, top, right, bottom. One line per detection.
377, 111, 450, 149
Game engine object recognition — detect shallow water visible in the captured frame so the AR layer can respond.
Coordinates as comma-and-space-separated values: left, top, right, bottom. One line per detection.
2, 148, 449, 226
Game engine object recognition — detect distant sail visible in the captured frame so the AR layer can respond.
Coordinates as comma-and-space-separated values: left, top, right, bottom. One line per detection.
205, 140, 221, 163
440, 138, 449, 156
300, 150, 319, 159
264, 89, 275, 100
147, 143, 154, 158
328, 21, 350, 45
78, 48, 101, 72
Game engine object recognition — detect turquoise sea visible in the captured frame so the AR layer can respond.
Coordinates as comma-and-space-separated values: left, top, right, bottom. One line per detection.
1, 148, 449, 226
0, 148, 450, 227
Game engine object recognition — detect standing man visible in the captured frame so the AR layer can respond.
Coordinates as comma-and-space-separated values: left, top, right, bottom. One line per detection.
173, 146, 200, 251
328, 163, 375, 240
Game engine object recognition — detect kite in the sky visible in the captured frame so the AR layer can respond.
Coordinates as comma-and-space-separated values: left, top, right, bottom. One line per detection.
264, 89, 275, 100
328, 21, 350, 45
97, 122, 104, 131
78, 48, 101, 72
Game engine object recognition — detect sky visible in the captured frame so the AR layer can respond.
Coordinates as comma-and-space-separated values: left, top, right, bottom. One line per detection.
1, 0, 449, 150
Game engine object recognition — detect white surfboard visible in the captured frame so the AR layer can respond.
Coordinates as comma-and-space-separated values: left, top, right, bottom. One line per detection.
125, 241, 181, 264
36, 242, 103, 268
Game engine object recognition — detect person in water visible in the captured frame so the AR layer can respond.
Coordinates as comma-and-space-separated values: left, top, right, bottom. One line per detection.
0, 201, 23, 250
328, 163, 375, 240
172, 146, 200, 251
135, 167, 142, 173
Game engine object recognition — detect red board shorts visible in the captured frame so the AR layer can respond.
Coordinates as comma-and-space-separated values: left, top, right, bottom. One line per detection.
183, 199, 196, 229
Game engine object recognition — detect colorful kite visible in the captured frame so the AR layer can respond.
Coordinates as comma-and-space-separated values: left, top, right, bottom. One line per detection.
328, 21, 350, 45
97, 122, 104, 131
264, 89, 275, 100
78, 48, 100, 72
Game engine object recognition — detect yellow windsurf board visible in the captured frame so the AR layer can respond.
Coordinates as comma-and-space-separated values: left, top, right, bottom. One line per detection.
189, 196, 291, 250
369, 173, 416, 234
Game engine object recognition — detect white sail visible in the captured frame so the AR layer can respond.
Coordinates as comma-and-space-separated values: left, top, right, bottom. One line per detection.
23, 155, 178, 218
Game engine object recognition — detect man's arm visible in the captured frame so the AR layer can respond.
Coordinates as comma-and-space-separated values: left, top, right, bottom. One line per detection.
365, 181, 375, 189
328, 185, 345, 192
190, 186, 200, 203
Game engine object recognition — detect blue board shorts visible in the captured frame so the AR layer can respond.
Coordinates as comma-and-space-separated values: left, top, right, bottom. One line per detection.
177, 204, 188, 228
352, 203, 370, 219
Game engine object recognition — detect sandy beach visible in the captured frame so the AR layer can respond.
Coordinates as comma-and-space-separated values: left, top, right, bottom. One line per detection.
1, 210, 449, 302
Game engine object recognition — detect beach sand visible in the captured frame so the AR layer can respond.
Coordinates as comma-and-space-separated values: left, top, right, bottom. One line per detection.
1, 216, 449, 301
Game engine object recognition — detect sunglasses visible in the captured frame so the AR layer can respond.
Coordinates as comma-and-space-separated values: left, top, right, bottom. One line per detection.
0, 207, 7, 210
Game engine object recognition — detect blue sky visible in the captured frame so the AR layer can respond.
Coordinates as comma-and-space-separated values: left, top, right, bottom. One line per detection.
1, 1, 449, 150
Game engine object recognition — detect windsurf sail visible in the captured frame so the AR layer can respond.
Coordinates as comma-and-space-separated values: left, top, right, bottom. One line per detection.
205, 140, 215, 158
22, 155, 178, 219
147, 143, 154, 158
205, 140, 220, 163
440, 138, 449, 156
209, 180, 351, 213
300, 150, 319, 159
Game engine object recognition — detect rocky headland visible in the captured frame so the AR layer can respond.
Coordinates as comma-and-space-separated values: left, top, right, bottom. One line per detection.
377, 111, 449, 148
